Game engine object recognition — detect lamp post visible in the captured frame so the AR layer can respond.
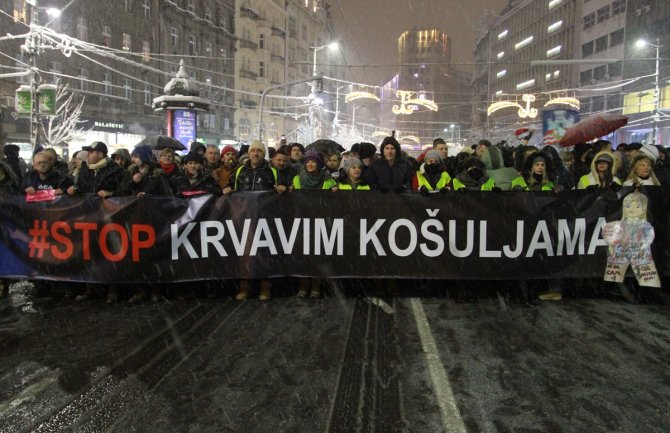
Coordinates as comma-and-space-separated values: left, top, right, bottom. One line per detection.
636, 37, 662, 144
332, 85, 346, 135
308, 42, 338, 142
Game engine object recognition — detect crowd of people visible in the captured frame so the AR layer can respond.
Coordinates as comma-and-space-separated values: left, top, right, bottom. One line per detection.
0, 133, 668, 304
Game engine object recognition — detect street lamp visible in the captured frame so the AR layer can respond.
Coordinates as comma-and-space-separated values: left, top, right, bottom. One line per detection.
636, 38, 662, 144
311, 41, 338, 76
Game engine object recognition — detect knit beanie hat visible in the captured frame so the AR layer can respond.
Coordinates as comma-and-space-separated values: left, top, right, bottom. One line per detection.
220, 145, 238, 157
131, 145, 154, 165
248, 140, 266, 154
342, 157, 363, 174
424, 150, 442, 163
303, 149, 324, 169
183, 151, 204, 164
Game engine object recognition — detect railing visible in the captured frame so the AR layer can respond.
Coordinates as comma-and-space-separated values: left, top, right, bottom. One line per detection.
239, 38, 258, 50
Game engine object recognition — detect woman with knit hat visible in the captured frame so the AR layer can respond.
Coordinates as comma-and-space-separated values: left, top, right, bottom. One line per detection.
411, 149, 451, 193
335, 157, 370, 191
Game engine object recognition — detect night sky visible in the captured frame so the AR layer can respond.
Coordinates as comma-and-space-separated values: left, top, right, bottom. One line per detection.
330, 0, 509, 85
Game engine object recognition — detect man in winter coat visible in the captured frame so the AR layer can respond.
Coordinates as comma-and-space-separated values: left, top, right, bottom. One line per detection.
451, 157, 495, 191
171, 152, 221, 196
223, 140, 284, 301
22, 151, 73, 196
212, 145, 239, 190
2, 144, 27, 184
366, 136, 413, 192
67, 141, 129, 198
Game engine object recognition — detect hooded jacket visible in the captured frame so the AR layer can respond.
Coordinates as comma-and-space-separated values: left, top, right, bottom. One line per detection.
367, 137, 413, 191
577, 151, 621, 189
480, 146, 519, 191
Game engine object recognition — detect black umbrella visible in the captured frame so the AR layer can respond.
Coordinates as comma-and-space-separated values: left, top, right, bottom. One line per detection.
136, 135, 187, 151
305, 139, 344, 156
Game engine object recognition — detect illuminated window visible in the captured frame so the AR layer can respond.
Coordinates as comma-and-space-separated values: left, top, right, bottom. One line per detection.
515, 36, 534, 50
497, 51, 505, 60
495, 90, 503, 96
547, 20, 563, 33
122, 33, 131, 51
548, 0, 562, 9
142, 0, 150, 18
498, 30, 508, 40
546, 45, 562, 57
496, 69, 507, 79
516, 79, 535, 90
142, 40, 150, 62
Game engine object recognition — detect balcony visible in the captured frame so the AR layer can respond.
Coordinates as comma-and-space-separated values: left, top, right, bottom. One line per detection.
239, 69, 258, 80
240, 99, 258, 108
240, 38, 258, 50
240, 6, 261, 20
271, 26, 286, 38
271, 53, 285, 62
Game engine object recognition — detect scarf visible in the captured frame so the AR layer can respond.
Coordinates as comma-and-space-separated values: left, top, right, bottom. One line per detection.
88, 157, 109, 173
160, 162, 176, 174
298, 166, 329, 189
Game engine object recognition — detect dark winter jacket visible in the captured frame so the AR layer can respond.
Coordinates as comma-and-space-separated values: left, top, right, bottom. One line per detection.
171, 170, 221, 196
21, 169, 73, 192
0, 161, 20, 195
128, 163, 176, 196
229, 160, 278, 191
74, 157, 129, 196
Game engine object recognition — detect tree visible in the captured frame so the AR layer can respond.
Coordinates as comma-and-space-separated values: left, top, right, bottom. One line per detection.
39, 81, 89, 148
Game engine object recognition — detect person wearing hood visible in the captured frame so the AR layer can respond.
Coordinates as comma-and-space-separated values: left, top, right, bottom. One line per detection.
0, 160, 20, 195
540, 145, 573, 191
577, 150, 621, 189
451, 157, 495, 191
572, 143, 594, 186
512, 152, 556, 191
367, 136, 413, 192
2, 144, 27, 184
480, 145, 518, 191
623, 152, 660, 186
291, 149, 336, 191
111, 148, 132, 169
412, 150, 452, 194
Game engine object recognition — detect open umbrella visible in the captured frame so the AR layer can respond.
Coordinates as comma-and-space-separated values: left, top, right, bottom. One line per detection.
135, 135, 187, 151
559, 114, 628, 148
305, 139, 345, 155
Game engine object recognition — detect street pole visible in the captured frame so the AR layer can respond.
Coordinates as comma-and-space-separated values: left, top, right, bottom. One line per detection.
653, 37, 660, 144
28, 1, 41, 150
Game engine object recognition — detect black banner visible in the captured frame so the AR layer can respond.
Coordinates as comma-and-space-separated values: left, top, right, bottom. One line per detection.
1, 189, 669, 283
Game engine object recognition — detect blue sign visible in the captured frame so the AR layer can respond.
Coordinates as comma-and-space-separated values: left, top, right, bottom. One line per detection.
543, 109, 579, 145
172, 110, 197, 147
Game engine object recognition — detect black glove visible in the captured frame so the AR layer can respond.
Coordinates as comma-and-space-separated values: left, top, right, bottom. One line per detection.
419, 186, 430, 197
379, 187, 389, 193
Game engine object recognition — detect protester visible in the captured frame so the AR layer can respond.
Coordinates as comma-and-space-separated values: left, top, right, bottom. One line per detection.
412, 150, 451, 193
0, 160, 19, 195
212, 145, 239, 190
451, 157, 495, 190
270, 145, 296, 187
2, 144, 27, 184
623, 152, 660, 186
111, 148, 132, 169
171, 152, 221, 197
480, 145, 518, 191
204, 144, 220, 171
22, 151, 73, 196
291, 149, 336, 191
288, 142, 305, 170
576, 151, 621, 189
367, 136, 412, 192
223, 140, 284, 301
335, 157, 369, 191
511, 152, 556, 191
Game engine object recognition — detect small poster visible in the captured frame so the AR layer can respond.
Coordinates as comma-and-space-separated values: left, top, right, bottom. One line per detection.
543, 109, 579, 146
172, 110, 197, 148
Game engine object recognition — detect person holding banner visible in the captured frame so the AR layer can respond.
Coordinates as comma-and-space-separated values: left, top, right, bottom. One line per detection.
22, 152, 73, 198
224, 140, 282, 301
171, 152, 221, 197
335, 157, 370, 191
411, 150, 452, 194
511, 152, 556, 191
367, 136, 413, 193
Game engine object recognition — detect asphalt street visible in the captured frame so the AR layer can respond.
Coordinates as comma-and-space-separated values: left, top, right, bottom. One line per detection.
0, 280, 669, 433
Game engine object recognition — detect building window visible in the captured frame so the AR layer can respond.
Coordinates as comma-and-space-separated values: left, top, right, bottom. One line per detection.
221, 48, 228, 65
102, 25, 111, 47
171, 27, 178, 47
595, 35, 608, 53
122, 33, 131, 51
592, 95, 604, 112
606, 94, 619, 109
301, 24, 307, 41
205, 76, 212, 98
79, 68, 88, 91
124, 0, 131, 11
546, 45, 562, 58
583, 13, 595, 30
189, 35, 197, 55
223, 116, 231, 131
612, 0, 625, 15
548, 0, 562, 9
123, 79, 132, 100
103, 73, 112, 95
608, 61, 622, 77
580, 69, 593, 84
77, 17, 87, 40
593, 65, 607, 80
609, 29, 624, 47
239, 118, 251, 140
187, 0, 195, 14
496, 69, 506, 79
144, 84, 151, 105
259, 61, 265, 77
547, 20, 563, 34
514, 36, 533, 50
259, 33, 265, 49
204, 7, 211, 21
516, 79, 535, 91
289, 17, 297, 37
497, 29, 508, 40
596, 5, 610, 23
142, 0, 150, 18
218, 15, 226, 29
142, 40, 150, 62
497, 51, 504, 60
48, 61, 61, 84
205, 42, 212, 55
582, 41, 594, 57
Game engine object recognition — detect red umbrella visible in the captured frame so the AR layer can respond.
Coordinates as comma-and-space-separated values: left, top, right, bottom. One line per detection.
559, 114, 628, 148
